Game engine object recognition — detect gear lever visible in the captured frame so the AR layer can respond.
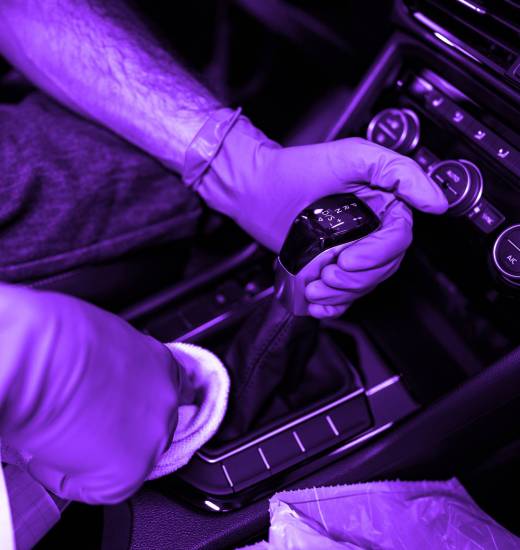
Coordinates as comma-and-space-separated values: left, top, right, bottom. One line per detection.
217, 193, 380, 441
275, 193, 381, 316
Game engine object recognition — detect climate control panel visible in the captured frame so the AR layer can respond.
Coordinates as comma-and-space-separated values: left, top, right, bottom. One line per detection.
367, 109, 486, 218
366, 83, 519, 288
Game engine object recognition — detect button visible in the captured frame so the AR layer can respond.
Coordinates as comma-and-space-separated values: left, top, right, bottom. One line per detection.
473, 129, 487, 141
424, 89, 520, 180
428, 159, 483, 216
493, 225, 520, 283
296, 415, 336, 453
425, 90, 476, 133
470, 124, 490, 144
462, 117, 495, 148
367, 109, 407, 150
497, 146, 511, 160
447, 108, 472, 134
327, 395, 372, 437
414, 147, 439, 171
460, 119, 520, 178
429, 160, 471, 206
222, 446, 270, 492
451, 110, 464, 124
425, 91, 460, 125
426, 90, 449, 112
484, 135, 519, 169
260, 431, 304, 474
468, 200, 505, 234
445, 106, 472, 134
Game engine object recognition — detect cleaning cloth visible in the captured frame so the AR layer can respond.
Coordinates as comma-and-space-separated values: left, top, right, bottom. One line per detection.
148, 342, 230, 478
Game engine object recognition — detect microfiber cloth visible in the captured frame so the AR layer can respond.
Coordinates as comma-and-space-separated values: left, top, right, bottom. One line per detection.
147, 342, 230, 479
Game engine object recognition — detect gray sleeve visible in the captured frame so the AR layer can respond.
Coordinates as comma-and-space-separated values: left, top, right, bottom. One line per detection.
0, 91, 201, 282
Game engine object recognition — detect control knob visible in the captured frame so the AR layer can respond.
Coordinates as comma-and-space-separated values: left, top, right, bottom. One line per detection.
367, 108, 420, 154
492, 225, 520, 285
428, 159, 483, 216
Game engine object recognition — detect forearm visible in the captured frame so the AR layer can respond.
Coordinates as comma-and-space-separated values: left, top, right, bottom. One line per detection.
0, 0, 221, 171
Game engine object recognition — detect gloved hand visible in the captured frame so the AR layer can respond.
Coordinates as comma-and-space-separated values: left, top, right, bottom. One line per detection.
0, 283, 184, 504
185, 114, 448, 318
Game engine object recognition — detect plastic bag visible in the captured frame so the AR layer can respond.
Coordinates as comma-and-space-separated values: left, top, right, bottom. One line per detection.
241, 478, 519, 549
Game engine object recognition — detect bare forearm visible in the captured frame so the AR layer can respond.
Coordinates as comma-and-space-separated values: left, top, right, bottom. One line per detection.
0, 0, 220, 171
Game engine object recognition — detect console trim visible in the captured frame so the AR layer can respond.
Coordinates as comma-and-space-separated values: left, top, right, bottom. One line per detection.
196, 387, 366, 464
177, 286, 275, 342
329, 421, 394, 456
196, 374, 402, 465
366, 375, 401, 396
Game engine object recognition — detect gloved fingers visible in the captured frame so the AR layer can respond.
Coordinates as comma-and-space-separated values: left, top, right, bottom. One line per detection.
26, 461, 93, 503
336, 199, 413, 272
320, 255, 403, 292
306, 278, 377, 305
324, 137, 448, 214
28, 459, 142, 504
27, 461, 68, 497
308, 303, 349, 319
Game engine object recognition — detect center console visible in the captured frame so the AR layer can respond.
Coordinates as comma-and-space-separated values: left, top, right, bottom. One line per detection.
112, 3, 520, 547
126, 48, 520, 512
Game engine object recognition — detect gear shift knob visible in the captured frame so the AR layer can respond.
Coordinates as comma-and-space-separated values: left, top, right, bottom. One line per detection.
275, 193, 380, 316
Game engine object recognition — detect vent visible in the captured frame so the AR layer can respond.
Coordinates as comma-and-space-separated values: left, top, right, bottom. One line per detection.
404, 0, 520, 79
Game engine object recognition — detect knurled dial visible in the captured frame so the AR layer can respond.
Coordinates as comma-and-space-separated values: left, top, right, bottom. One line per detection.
428, 159, 483, 216
492, 224, 520, 285
367, 108, 420, 154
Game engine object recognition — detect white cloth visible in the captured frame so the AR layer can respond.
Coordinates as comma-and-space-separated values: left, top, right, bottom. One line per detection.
148, 342, 230, 479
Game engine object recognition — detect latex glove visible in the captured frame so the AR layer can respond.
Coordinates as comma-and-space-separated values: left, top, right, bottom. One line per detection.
0, 283, 184, 504
186, 115, 448, 318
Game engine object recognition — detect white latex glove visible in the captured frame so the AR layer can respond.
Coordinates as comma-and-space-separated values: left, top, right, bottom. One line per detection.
185, 116, 448, 318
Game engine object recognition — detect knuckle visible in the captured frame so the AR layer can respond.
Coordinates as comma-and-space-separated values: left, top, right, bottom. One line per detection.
321, 264, 341, 286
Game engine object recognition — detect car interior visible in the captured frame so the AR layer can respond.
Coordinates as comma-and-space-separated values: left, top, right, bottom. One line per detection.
22, 0, 520, 548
